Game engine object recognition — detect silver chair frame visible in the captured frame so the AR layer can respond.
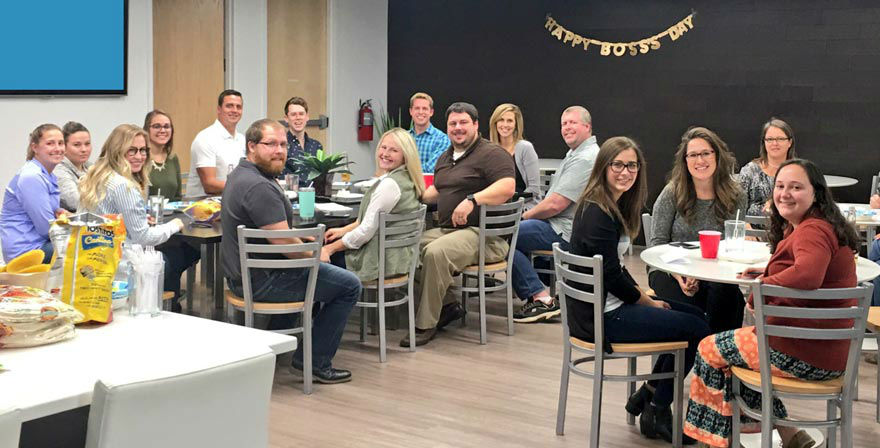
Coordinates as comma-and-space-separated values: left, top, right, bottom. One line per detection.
230, 224, 324, 395
357, 205, 426, 362
731, 282, 873, 448
744, 215, 770, 241
553, 243, 687, 448
451, 199, 524, 344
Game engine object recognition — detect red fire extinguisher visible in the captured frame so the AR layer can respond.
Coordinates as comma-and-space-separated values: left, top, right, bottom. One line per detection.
358, 99, 374, 142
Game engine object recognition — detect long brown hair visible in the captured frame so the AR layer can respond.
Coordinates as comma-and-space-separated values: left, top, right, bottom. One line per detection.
143, 109, 174, 155
667, 126, 742, 224
755, 117, 796, 166
576, 136, 647, 239
768, 158, 860, 253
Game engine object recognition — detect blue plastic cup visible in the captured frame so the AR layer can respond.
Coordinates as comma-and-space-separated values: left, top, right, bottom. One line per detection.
299, 187, 315, 219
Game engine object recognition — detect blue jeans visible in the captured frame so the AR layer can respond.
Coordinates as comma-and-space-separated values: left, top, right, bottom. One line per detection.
604, 300, 711, 407
869, 239, 880, 306
40, 239, 54, 264
229, 263, 360, 370
511, 219, 569, 300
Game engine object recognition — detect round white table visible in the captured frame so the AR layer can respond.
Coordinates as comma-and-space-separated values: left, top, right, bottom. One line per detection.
538, 158, 563, 173
825, 175, 858, 188
641, 240, 880, 285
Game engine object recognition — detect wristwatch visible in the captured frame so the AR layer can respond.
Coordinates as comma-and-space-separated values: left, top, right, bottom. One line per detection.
467, 195, 478, 208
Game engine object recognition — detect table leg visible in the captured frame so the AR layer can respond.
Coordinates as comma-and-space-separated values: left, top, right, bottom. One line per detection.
186, 265, 196, 315
201, 244, 212, 318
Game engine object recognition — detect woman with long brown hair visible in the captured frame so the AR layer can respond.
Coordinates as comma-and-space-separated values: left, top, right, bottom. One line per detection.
566, 136, 710, 444
650, 127, 747, 332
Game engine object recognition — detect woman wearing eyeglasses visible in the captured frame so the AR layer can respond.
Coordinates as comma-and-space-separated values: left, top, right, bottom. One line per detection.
738, 118, 797, 217
567, 136, 710, 444
649, 127, 747, 333
79, 124, 184, 246
144, 110, 184, 201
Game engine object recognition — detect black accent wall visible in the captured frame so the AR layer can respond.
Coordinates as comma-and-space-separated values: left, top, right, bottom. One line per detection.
388, 0, 880, 208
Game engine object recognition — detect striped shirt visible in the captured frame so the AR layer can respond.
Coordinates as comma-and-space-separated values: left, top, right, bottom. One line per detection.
84, 173, 179, 246
409, 123, 450, 173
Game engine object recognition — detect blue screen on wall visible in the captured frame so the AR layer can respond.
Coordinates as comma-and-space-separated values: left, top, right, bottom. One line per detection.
0, 0, 127, 95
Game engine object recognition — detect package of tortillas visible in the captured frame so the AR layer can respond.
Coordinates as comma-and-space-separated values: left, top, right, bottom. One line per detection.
0, 284, 84, 348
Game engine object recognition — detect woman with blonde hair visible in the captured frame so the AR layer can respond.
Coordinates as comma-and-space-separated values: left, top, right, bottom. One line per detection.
1, 124, 66, 262
488, 103, 541, 209
321, 128, 425, 282
650, 126, 747, 332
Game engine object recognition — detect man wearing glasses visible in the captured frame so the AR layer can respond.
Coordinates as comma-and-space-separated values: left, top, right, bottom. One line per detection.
186, 89, 246, 198
222, 119, 359, 384
510, 106, 600, 323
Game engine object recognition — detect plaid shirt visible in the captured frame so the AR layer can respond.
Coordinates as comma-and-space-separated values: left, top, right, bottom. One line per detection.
409, 123, 450, 173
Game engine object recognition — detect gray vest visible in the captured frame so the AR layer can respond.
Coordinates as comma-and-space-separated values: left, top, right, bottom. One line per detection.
345, 167, 421, 281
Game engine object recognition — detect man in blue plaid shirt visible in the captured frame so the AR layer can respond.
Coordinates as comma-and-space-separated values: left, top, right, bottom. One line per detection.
408, 92, 450, 173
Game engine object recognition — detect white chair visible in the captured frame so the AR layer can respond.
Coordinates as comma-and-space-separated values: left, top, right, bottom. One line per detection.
85, 348, 275, 448
451, 199, 524, 344
226, 224, 323, 394
0, 408, 21, 448
357, 205, 426, 362
731, 282, 873, 448
553, 243, 689, 448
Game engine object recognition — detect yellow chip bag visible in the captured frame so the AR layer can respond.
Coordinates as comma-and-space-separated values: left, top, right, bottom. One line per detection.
60, 214, 126, 323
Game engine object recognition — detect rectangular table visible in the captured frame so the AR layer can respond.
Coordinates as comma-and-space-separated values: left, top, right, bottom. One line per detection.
0, 311, 296, 422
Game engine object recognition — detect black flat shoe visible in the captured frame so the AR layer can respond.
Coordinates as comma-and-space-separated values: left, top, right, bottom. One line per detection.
640, 403, 697, 445
625, 383, 654, 417
290, 363, 352, 384
436, 302, 466, 330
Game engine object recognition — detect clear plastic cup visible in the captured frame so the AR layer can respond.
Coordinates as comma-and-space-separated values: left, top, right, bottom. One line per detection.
285, 174, 299, 192
299, 187, 315, 219
724, 220, 746, 253
148, 195, 164, 225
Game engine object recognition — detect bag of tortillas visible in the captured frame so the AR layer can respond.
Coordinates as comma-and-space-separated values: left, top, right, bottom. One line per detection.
0, 284, 84, 348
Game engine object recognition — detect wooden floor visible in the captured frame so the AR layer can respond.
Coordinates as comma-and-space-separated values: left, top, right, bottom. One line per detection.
252, 249, 880, 447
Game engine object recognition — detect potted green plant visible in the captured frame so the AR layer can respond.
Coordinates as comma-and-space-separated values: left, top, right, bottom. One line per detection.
287, 149, 353, 197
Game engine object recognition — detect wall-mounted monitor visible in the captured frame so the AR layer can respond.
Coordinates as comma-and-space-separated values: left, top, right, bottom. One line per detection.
0, 0, 128, 95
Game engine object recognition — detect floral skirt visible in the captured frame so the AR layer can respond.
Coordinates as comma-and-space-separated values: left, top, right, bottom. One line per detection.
683, 327, 842, 448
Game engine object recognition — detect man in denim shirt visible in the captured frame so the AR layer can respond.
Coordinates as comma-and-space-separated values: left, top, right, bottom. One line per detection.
408, 92, 450, 173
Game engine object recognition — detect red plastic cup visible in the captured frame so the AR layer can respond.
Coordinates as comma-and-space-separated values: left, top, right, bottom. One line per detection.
423, 173, 434, 188
698, 230, 722, 259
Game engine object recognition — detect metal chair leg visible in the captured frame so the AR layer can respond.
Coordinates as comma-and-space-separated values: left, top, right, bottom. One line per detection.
826, 400, 837, 448
626, 358, 636, 425
359, 303, 367, 342
378, 287, 387, 363
407, 279, 416, 353
506, 276, 514, 336
731, 377, 741, 448
460, 275, 468, 328
478, 274, 487, 345
589, 355, 604, 448
672, 348, 685, 448
555, 345, 571, 436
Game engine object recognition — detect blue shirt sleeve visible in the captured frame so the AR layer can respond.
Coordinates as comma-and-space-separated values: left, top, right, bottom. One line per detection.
18, 170, 55, 238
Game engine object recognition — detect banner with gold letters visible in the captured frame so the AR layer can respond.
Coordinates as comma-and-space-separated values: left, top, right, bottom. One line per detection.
544, 12, 696, 57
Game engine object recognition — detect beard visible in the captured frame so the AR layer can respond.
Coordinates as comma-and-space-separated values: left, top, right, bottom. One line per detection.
254, 156, 284, 176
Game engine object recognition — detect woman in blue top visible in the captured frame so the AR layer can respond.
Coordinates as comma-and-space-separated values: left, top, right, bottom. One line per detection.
1, 124, 67, 263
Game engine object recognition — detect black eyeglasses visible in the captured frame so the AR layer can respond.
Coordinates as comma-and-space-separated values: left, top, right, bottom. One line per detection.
763, 137, 790, 143
685, 150, 715, 161
258, 141, 285, 149
126, 147, 148, 157
609, 161, 640, 173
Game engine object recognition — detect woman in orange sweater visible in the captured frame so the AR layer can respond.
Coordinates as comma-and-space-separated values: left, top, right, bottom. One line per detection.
683, 158, 860, 448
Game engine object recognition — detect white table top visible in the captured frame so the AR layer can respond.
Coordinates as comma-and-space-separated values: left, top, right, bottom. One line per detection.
825, 175, 858, 188
538, 158, 563, 172
641, 241, 880, 285
0, 311, 296, 421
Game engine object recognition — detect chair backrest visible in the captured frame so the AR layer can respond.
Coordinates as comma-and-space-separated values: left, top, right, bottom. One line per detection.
237, 224, 324, 318
86, 348, 276, 448
744, 215, 770, 241
476, 199, 524, 271
0, 408, 21, 448
751, 282, 873, 400
641, 213, 654, 247
539, 174, 553, 195
377, 204, 427, 283
552, 243, 605, 350
871, 174, 879, 196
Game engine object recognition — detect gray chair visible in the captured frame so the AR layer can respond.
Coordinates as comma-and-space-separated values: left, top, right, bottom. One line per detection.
731, 282, 874, 448
357, 205, 426, 362
868, 307, 880, 423
451, 198, 524, 344
744, 215, 770, 241
871, 174, 879, 198
539, 173, 553, 196
641, 213, 654, 248
553, 243, 689, 448
225, 224, 324, 394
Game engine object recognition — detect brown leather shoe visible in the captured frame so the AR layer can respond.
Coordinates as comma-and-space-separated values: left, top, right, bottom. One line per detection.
866, 351, 878, 365
399, 327, 437, 347
783, 429, 816, 448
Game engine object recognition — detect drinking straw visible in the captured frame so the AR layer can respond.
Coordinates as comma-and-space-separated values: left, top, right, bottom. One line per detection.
736, 209, 740, 222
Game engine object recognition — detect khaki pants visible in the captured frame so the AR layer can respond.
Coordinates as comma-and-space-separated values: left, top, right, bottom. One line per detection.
415, 227, 509, 329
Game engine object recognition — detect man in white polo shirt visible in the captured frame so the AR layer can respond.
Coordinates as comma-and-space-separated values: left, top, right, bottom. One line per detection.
186, 89, 246, 198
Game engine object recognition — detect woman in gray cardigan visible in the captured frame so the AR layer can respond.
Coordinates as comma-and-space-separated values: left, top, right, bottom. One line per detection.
489, 103, 541, 209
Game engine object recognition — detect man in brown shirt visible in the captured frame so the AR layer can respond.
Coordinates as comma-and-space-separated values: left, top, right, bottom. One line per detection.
401, 102, 515, 346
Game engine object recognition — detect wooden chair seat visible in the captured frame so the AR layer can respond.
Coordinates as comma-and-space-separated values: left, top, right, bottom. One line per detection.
224, 290, 304, 312
730, 366, 843, 394
361, 274, 408, 287
532, 249, 553, 256
570, 336, 688, 354
461, 261, 507, 273
162, 291, 175, 301
868, 306, 880, 333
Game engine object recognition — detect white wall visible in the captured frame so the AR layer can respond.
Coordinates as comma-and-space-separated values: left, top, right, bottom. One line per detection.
226, 0, 268, 128
327, 0, 388, 180
0, 0, 153, 190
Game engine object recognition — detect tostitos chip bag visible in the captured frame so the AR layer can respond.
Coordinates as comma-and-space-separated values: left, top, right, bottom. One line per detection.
59, 213, 126, 323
